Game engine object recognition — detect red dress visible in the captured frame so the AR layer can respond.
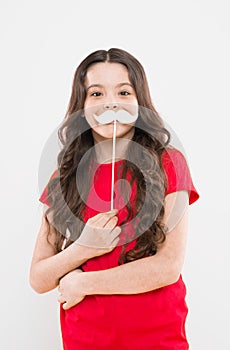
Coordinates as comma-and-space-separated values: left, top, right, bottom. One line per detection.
39, 148, 199, 350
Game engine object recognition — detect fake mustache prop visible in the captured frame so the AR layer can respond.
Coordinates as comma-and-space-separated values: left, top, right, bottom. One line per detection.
92, 109, 138, 210
93, 109, 138, 125
62, 108, 139, 249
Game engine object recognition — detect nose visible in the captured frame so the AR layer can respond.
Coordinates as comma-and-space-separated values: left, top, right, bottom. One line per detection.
103, 102, 119, 111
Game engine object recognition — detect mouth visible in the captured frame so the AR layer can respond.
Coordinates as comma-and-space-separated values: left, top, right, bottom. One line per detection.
97, 121, 116, 126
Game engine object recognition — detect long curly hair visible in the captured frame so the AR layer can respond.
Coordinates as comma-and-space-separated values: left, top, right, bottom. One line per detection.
44, 48, 171, 264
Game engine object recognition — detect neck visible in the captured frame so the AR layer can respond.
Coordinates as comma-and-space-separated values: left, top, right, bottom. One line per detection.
93, 128, 135, 164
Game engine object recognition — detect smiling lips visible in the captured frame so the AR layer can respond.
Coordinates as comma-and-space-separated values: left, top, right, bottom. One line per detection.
93, 109, 138, 125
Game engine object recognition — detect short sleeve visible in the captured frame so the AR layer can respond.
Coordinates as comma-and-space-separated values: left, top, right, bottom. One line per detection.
39, 169, 59, 207
162, 148, 199, 205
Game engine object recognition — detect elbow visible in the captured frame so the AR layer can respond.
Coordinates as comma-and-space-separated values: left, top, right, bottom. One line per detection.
166, 261, 183, 285
29, 271, 55, 294
29, 275, 46, 294
29, 281, 43, 294
167, 271, 181, 285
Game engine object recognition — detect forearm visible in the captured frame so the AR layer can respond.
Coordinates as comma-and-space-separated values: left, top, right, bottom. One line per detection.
80, 201, 188, 296
58, 195, 188, 309
30, 243, 90, 294
81, 253, 180, 296
30, 209, 122, 294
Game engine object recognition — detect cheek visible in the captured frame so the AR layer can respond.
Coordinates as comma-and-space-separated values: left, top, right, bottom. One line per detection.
84, 115, 97, 129
83, 99, 92, 116
84, 94, 97, 112
83, 103, 96, 125
84, 101, 104, 119
125, 94, 138, 103
121, 99, 138, 114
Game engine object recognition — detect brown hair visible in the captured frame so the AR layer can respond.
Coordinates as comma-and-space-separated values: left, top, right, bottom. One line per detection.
44, 48, 170, 264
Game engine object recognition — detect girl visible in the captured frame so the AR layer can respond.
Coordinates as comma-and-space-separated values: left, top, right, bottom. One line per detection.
30, 48, 199, 349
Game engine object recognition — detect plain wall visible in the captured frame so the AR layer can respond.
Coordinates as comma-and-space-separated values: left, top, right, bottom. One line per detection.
1, 0, 229, 348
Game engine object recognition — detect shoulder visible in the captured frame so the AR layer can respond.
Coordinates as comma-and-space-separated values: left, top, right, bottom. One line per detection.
161, 147, 190, 184
161, 147, 199, 205
162, 147, 187, 167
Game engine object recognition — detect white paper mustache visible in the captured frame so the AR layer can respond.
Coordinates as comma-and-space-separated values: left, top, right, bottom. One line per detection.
93, 109, 138, 125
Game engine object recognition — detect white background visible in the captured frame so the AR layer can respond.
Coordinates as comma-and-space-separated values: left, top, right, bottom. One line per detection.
1, 0, 229, 349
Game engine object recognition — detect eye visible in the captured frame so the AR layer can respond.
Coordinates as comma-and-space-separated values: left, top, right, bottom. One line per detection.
91, 91, 102, 97
120, 91, 130, 96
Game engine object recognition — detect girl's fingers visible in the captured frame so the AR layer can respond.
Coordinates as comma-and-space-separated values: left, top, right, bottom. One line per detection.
113, 237, 120, 245
95, 211, 118, 227
62, 302, 69, 310
110, 226, 122, 241
103, 216, 118, 229
109, 237, 120, 248
88, 210, 118, 227
58, 294, 65, 303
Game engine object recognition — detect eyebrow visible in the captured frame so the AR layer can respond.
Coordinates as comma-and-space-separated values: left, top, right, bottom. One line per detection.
86, 82, 133, 91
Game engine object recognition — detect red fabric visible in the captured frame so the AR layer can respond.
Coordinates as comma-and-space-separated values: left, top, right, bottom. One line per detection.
39, 148, 199, 350
39, 169, 59, 206
162, 148, 199, 204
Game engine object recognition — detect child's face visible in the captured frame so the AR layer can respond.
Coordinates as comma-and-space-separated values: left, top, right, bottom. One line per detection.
84, 62, 138, 142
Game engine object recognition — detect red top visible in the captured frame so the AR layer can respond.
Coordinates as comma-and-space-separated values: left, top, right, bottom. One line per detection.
39, 148, 199, 350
